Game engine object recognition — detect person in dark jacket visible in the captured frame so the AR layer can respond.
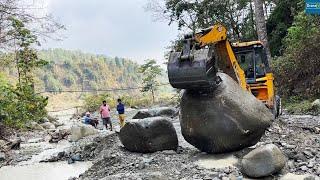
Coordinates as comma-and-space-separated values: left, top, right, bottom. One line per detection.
116, 99, 125, 128
83, 112, 98, 128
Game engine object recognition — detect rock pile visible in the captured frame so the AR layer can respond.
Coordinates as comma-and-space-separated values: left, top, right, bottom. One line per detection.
261, 114, 320, 176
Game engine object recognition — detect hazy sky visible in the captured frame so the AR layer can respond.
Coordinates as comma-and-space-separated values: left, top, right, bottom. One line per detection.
42, 0, 179, 64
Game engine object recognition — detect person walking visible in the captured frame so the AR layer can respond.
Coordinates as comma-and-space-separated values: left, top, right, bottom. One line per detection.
100, 100, 112, 131
116, 99, 125, 128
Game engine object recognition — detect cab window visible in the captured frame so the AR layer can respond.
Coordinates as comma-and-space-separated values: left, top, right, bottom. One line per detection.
235, 51, 254, 79
254, 48, 267, 78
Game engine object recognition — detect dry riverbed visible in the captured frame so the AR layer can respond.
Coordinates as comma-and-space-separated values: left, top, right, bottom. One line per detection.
79, 114, 320, 180
0, 108, 319, 180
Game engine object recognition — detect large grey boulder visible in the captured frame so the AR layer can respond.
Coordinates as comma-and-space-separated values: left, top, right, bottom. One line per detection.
119, 117, 178, 153
132, 107, 178, 119
69, 124, 98, 142
241, 144, 286, 178
180, 73, 273, 153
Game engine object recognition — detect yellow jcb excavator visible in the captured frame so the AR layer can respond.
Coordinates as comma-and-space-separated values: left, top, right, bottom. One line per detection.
168, 24, 281, 117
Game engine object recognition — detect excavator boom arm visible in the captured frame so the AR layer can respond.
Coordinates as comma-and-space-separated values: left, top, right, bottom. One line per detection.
194, 24, 227, 46
168, 24, 248, 91
195, 25, 247, 90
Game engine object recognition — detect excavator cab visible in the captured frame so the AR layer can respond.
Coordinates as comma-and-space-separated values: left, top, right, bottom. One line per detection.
232, 41, 279, 116
232, 41, 270, 84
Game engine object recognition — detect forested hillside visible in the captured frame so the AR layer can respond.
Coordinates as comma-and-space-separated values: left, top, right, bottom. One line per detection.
35, 49, 142, 92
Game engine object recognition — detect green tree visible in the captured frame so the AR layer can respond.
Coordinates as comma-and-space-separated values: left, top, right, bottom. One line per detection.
139, 59, 162, 103
0, 18, 48, 127
0, 0, 64, 50
267, 0, 304, 57
147, 0, 257, 41
272, 13, 320, 99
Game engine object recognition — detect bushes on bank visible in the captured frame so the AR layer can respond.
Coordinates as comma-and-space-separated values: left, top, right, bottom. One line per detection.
0, 76, 48, 128
272, 13, 320, 99
83, 93, 177, 112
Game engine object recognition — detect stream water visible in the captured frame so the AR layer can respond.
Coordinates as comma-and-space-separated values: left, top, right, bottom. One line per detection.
0, 161, 92, 180
195, 154, 238, 169
0, 108, 94, 180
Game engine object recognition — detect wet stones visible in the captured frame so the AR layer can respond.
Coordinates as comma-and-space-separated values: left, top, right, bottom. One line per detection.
49, 129, 70, 143
119, 117, 178, 153
241, 144, 286, 178
180, 73, 273, 153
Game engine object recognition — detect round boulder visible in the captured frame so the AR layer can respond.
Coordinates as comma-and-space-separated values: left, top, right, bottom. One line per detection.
180, 73, 273, 153
241, 144, 286, 178
119, 117, 178, 153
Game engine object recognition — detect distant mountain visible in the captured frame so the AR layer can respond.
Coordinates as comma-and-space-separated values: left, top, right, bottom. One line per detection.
35, 49, 143, 92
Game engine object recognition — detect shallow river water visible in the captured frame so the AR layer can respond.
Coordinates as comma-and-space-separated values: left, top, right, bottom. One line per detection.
0, 108, 93, 180
0, 161, 92, 180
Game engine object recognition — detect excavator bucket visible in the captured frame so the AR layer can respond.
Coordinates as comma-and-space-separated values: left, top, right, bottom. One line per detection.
168, 49, 217, 90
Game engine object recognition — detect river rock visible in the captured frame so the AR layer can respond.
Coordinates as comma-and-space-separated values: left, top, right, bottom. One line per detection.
180, 73, 272, 153
241, 144, 286, 178
71, 153, 82, 161
132, 107, 178, 119
41, 117, 50, 123
119, 117, 178, 153
7, 138, 21, 150
281, 173, 316, 180
27, 138, 43, 143
69, 124, 98, 142
0, 152, 5, 161
27, 121, 45, 131
40, 151, 66, 162
0, 140, 7, 149
40, 122, 56, 129
49, 129, 70, 143
311, 99, 320, 108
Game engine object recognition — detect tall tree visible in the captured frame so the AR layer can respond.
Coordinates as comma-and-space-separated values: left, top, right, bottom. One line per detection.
0, 18, 48, 127
0, 0, 64, 50
253, 0, 271, 63
146, 0, 257, 41
139, 59, 162, 104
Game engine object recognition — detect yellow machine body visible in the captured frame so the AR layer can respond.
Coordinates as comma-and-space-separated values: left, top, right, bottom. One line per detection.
168, 24, 277, 111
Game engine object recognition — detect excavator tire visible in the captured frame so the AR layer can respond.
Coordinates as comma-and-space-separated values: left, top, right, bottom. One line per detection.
180, 73, 273, 154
